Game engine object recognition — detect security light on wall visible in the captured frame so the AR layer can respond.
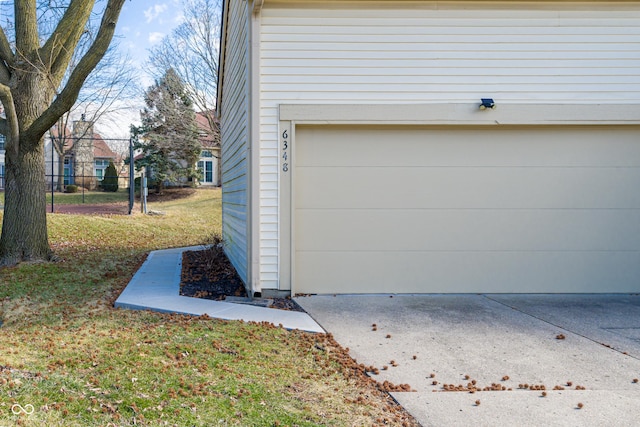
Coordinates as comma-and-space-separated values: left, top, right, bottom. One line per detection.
479, 98, 496, 110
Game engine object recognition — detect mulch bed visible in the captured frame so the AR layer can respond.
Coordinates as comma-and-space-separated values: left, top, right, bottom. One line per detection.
179, 245, 305, 312
180, 246, 247, 300
146, 187, 196, 202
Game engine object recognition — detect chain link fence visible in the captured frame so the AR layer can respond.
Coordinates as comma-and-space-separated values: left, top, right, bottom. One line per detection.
44, 160, 129, 192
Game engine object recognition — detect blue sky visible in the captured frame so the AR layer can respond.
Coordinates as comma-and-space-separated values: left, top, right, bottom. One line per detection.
92, 1, 187, 137
116, 1, 185, 83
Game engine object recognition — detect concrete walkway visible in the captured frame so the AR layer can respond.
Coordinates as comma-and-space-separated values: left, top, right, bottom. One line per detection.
296, 294, 640, 426
114, 246, 323, 333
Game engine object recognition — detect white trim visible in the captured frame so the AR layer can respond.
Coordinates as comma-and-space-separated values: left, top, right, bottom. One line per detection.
278, 120, 292, 291
280, 103, 640, 125
216, 0, 230, 118
250, 4, 262, 293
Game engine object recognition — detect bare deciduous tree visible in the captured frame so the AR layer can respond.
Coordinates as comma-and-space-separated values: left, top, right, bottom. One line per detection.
49, 46, 139, 192
0, 0, 126, 266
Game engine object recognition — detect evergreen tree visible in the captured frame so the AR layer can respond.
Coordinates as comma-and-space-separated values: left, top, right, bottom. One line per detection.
102, 161, 119, 192
134, 68, 201, 192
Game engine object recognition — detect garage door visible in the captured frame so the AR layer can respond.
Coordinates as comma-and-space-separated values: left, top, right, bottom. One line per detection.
293, 125, 640, 294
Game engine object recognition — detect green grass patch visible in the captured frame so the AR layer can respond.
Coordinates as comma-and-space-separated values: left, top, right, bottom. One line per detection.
0, 189, 416, 426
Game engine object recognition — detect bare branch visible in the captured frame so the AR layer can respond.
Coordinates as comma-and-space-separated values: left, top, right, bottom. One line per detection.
41, 0, 94, 78
0, 62, 10, 86
0, 83, 20, 156
25, 0, 126, 142
15, 0, 39, 55
49, 29, 83, 88
147, 0, 221, 114
0, 27, 15, 68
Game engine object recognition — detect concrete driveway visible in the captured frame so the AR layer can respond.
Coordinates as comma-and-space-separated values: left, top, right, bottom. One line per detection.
295, 294, 640, 426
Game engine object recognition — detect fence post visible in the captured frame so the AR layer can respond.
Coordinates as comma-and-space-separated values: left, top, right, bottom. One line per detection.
128, 138, 134, 215
82, 162, 85, 203
141, 171, 148, 214
50, 138, 54, 213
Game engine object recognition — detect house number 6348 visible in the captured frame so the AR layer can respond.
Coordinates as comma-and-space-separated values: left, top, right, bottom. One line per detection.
282, 129, 289, 172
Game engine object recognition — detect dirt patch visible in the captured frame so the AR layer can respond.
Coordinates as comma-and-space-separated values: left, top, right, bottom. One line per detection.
46, 188, 199, 215
146, 187, 196, 202
179, 245, 304, 312
49, 202, 129, 215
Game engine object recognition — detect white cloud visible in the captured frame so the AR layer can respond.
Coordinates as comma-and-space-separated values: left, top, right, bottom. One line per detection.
144, 4, 168, 23
148, 32, 165, 45
173, 12, 185, 25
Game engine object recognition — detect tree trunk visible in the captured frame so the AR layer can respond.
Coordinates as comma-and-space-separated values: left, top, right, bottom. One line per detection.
0, 0, 126, 266
0, 63, 55, 266
0, 138, 52, 265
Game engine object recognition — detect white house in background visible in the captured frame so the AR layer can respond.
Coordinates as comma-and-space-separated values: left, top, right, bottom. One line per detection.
45, 120, 118, 190
217, 0, 640, 297
0, 121, 117, 190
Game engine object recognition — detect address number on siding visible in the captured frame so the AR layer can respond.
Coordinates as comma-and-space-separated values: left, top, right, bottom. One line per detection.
281, 129, 289, 172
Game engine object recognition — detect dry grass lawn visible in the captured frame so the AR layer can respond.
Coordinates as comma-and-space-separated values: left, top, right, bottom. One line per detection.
0, 189, 418, 426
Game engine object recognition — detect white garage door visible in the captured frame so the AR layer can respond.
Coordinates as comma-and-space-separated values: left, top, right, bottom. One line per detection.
293, 125, 640, 294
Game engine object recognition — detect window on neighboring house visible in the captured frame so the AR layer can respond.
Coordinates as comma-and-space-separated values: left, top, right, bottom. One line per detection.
0, 163, 4, 188
0, 134, 5, 151
95, 159, 110, 181
197, 160, 214, 183
63, 157, 73, 185
201, 150, 213, 158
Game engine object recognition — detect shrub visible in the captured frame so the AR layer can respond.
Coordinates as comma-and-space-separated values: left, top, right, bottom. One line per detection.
200, 233, 225, 270
101, 161, 119, 192
134, 176, 159, 192
65, 185, 78, 193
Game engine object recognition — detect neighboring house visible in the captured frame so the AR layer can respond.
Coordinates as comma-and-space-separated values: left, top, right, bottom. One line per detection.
45, 120, 118, 190
92, 133, 120, 185
195, 110, 221, 186
219, 0, 640, 297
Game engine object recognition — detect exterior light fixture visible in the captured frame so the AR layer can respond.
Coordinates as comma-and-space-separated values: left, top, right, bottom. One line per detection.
479, 98, 496, 110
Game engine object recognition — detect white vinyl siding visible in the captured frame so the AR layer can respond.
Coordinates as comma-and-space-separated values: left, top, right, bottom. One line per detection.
220, 0, 251, 284
258, 1, 640, 291
261, 5, 640, 103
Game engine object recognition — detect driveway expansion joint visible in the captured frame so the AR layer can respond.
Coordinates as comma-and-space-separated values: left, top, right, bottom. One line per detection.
483, 294, 640, 360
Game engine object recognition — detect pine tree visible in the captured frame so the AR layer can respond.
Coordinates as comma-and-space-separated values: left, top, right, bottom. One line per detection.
134, 68, 201, 192
102, 161, 119, 192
